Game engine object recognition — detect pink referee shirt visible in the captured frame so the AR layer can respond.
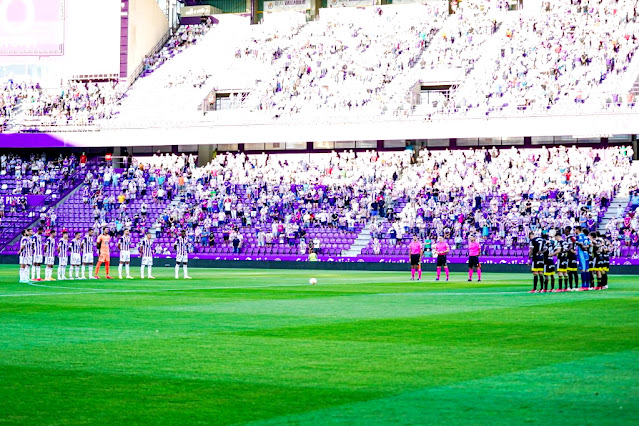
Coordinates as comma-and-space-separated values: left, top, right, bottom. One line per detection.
468, 241, 481, 256
435, 241, 449, 255
409, 241, 421, 254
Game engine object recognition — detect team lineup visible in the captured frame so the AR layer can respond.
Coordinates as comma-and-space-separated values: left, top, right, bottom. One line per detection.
18, 225, 612, 290
18, 227, 192, 282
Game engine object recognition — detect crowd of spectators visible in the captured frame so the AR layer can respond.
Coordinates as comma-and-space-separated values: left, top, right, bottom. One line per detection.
141, 23, 213, 89
375, 146, 636, 256
185, 0, 638, 121
3, 147, 639, 260
19, 80, 121, 127
235, 3, 448, 116
142, 22, 213, 78
448, 0, 639, 116
420, 0, 503, 75
2, 0, 638, 132
153, 150, 410, 254
62, 154, 195, 239
0, 153, 80, 196
605, 185, 639, 254
0, 80, 31, 132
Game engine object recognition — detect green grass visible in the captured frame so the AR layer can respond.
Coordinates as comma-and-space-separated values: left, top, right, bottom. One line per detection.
1, 266, 638, 425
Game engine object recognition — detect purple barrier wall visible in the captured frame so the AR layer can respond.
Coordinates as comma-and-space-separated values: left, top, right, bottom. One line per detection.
132, 253, 639, 266
180, 16, 219, 25
2, 195, 47, 207
0, 133, 66, 148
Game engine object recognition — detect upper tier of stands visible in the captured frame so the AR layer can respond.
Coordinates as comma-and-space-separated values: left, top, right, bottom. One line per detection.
3, 0, 638, 132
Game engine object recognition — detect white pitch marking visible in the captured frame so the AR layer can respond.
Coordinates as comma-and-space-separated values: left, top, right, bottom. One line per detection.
0, 281, 321, 298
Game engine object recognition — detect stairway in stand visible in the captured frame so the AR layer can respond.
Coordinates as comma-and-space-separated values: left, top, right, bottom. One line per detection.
598, 194, 630, 233
341, 222, 372, 257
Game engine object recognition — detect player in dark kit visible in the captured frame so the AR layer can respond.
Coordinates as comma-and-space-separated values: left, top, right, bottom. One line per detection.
543, 231, 560, 292
591, 232, 607, 290
528, 231, 545, 293
555, 231, 569, 291
564, 227, 579, 290
600, 236, 611, 289
587, 233, 599, 289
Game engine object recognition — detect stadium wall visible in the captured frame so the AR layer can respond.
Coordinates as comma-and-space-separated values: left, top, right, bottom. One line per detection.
127, 0, 170, 80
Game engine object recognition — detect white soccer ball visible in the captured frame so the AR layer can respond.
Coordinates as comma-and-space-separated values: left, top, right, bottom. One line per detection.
309, 278, 317, 285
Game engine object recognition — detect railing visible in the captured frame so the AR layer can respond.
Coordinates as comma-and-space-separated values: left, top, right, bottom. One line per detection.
127, 29, 172, 88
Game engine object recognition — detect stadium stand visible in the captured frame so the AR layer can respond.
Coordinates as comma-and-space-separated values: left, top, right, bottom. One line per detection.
2, 147, 638, 265
2, 0, 638, 132
0, 154, 88, 251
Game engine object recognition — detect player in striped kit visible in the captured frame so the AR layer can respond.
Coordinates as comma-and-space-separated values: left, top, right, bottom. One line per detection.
69, 232, 84, 280
82, 229, 96, 279
57, 231, 70, 280
139, 231, 155, 279
31, 227, 44, 281
18, 229, 34, 283
174, 230, 192, 279
118, 229, 134, 279
43, 230, 57, 281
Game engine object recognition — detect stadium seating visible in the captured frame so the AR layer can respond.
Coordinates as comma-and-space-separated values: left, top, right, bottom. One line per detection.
0, 147, 638, 264
3, 0, 639, 131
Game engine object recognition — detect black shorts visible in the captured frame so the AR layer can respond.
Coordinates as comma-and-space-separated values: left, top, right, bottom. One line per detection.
531, 255, 544, 272
544, 260, 556, 275
568, 256, 578, 271
436, 255, 447, 267
468, 256, 480, 269
593, 256, 603, 272
557, 258, 568, 272
410, 254, 421, 266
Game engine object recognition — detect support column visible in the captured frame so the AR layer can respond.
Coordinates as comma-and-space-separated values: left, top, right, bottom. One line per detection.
197, 145, 214, 167
310, 0, 320, 20
119, 0, 130, 83
248, 0, 258, 24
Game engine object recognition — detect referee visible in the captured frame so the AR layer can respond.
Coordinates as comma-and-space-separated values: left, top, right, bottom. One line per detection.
409, 236, 423, 281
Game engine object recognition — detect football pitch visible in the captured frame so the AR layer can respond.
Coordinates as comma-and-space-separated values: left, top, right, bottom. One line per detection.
1, 266, 638, 425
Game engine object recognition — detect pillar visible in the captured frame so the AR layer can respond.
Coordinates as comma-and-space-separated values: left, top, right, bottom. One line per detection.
198, 144, 214, 167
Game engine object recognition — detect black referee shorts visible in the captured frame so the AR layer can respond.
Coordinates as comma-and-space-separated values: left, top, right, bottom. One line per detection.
468, 256, 480, 269
410, 254, 421, 266
436, 255, 447, 267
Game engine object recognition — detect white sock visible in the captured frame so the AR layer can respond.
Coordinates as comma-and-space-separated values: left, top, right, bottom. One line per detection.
125, 264, 130, 276
76, 266, 80, 278
119, 263, 123, 278
60, 266, 65, 279
19, 268, 24, 282
148, 266, 152, 277
140, 265, 145, 279
31, 266, 35, 280
26, 266, 31, 280
183, 265, 188, 277
46, 267, 51, 280
36, 266, 41, 279
175, 264, 179, 277
81, 265, 86, 278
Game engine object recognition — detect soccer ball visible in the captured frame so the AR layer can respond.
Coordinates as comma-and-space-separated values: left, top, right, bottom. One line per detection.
309, 278, 317, 285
